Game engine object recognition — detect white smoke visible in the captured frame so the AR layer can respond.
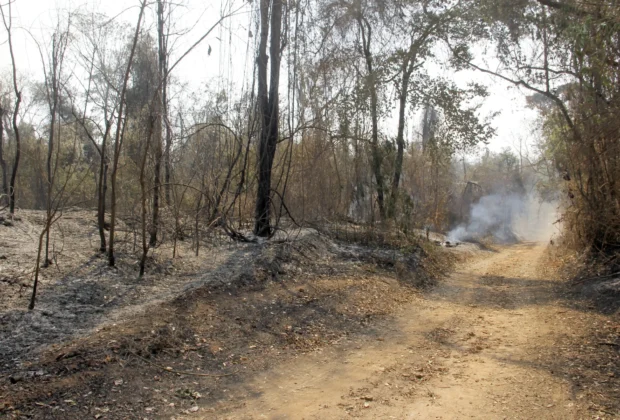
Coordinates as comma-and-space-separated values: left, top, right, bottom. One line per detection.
448, 192, 559, 244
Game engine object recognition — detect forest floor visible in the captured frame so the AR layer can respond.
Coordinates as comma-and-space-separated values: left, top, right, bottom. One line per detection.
0, 211, 618, 419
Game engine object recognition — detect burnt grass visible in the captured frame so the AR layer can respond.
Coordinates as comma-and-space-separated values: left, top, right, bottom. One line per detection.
0, 226, 437, 419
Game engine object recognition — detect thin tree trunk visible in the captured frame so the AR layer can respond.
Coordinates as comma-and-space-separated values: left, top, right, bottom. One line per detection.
4, 45, 20, 212
29, 226, 48, 310
150, 101, 162, 247
389, 59, 413, 218
0, 107, 7, 206
109, 0, 147, 267
164, 120, 172, 205
7, 93, 20, 215
140, 116, 155, 278
1, 2, 21, 215
44, 46, 60, 268
97, 123, 110, 253
151, 0, 168, 246
357, 16, 385, 219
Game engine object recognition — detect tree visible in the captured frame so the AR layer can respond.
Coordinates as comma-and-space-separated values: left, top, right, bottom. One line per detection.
387, 1, 459, 217
37, 18, 71, 267
468, 0, 620, 251
150, 0, 170, 246
108, 0, 148, 267
254, 0, 284, 237
0, 96, 7, 206
1, 1, 22, 215
71, 12, 129, 253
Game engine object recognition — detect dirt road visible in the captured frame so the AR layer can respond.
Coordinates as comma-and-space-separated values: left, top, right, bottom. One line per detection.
212, 243, 615, 419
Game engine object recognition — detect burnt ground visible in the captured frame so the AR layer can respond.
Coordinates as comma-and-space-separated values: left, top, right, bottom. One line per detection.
0, 211, 618, 419
0, 209, 265, 373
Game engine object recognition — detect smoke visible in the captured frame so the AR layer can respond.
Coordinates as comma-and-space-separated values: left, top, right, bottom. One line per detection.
447, 192, 559, 244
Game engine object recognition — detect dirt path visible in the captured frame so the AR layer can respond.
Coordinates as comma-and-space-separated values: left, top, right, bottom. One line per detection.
211, 243, 610, 419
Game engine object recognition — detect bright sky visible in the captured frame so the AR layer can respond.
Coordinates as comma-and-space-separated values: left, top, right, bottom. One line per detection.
0, 0, 540, 157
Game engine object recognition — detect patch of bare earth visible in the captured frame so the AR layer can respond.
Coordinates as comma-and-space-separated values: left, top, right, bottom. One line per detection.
202, 243, 619, 420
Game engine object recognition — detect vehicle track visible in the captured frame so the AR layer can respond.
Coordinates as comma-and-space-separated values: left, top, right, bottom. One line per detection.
212, 243, 606, 419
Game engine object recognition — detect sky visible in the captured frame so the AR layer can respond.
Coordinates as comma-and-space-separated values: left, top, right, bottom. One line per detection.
0, 0, 541, 158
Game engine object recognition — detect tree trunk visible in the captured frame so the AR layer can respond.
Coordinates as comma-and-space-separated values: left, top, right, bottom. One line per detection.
159, 0, 172, 207
8, 91, 21, 215
254, 0, 282, 237
0, 107, 7, 206
358, 17, 385, 219
140, 116, 155, 277
150, 102, 162, 247
29, 225, 48, 310
108, 0, 147, 267
2, 1, 22, 216
97, 123, 110, 253
164, 120, 172, 205
389, 60, 412, 218
44, 54, 59, 268
151, 0, 168, 246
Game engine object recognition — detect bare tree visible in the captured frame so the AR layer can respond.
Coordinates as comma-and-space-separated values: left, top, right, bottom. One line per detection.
37, 19, 71, 267
1, 1, 22, 215
108, 0, 148, 267
159, 0, 173, 207
29, 125, 91, 310
72, 13, 126, 253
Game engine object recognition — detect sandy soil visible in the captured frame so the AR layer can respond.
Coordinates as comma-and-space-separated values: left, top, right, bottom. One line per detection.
209, 243, 619, 420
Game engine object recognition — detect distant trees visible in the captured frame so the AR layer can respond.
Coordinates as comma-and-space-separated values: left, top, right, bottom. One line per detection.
467, 0, 620, 252
312, 0, 492, 223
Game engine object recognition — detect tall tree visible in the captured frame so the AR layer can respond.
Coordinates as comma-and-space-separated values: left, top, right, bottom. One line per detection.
354, 3, 386, 220
254, 0, 284, 237
39, 21, 71, 267
159, 0, 173, 207
150, 0, 169, 246
108, 0, 148, 267
387, 2, 456, 217
1, 1, 22, 215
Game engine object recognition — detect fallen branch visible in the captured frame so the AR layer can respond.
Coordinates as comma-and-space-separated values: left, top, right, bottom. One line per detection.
221, 221, 256, 243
